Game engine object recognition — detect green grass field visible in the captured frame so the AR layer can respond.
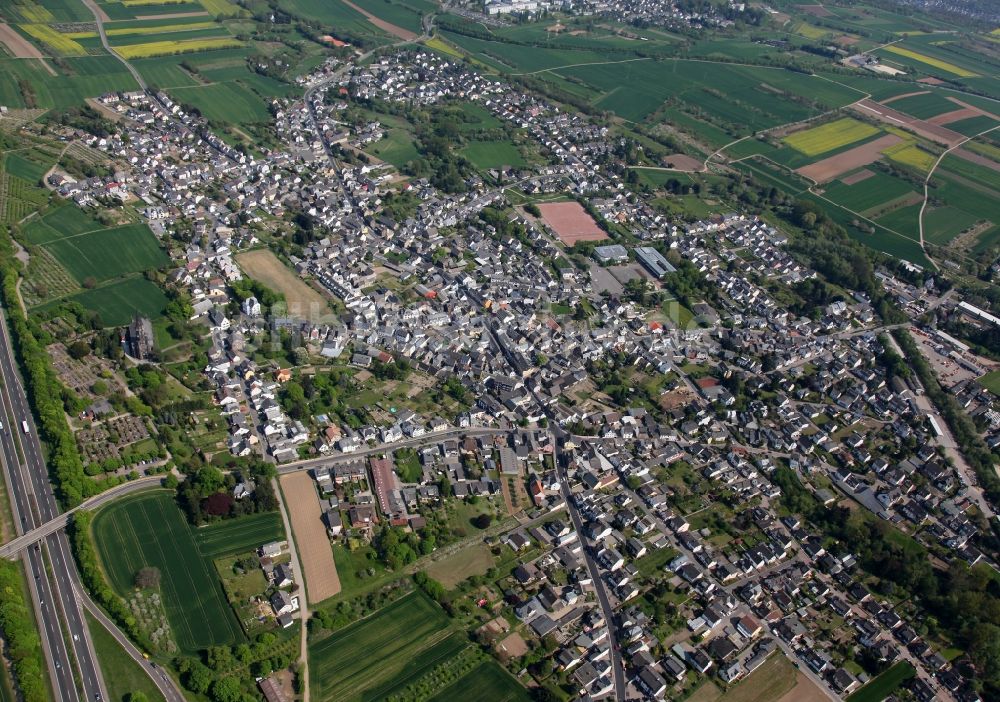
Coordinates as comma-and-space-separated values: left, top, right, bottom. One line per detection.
978, 370, 1000, 396
847, 661, 916, 702
923, 206, 981, 245
192, 512, 285, 558
367, 128, 421, 167
92, 490, 245, 652
887, 91, 963, 119
311, 591, 458, 701
461, 140, 525, 170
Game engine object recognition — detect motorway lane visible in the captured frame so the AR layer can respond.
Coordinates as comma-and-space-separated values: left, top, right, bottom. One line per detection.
0, 307, 105, 702
0, 343, 78, 700
0, 475, 165, 558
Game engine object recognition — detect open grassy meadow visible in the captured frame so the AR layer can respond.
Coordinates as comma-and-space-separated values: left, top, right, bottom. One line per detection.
92, 490, 245, 652
461, 140, 525, 170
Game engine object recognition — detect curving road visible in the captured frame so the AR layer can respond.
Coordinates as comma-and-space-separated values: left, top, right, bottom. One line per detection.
0, 475, 165, 559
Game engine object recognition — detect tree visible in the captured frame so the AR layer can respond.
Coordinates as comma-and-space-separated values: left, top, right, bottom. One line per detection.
67, 341, 91, 359
134, 567, 161, 589
182, 661, 213, 693
472, 513, 493, 529
209, 676, 244, 702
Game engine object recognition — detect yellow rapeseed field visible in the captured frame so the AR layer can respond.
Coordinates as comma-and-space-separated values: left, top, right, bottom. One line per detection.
883, 141, 938, 173
424, 37, 462, 58
113, 37, 242, 59
883, 45, 977, 78
19, 23, 86, 56
783, 118, 881, 157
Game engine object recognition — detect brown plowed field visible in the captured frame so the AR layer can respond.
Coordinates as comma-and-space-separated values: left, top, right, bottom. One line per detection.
841, 168, 875, 185
853, 99, 965, 147
0, 23, 44, 59
280, 472, 341, 603
537, 201, 608, 245
797, 133, 902, 183
929, 108, 981, 125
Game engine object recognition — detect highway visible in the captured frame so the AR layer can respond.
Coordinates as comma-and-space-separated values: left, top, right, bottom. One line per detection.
0, 475, 165, 559
0, 306, 103, 701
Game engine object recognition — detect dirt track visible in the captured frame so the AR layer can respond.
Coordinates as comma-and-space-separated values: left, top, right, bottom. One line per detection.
280, 472, 341, 603
341, 0, 417, 41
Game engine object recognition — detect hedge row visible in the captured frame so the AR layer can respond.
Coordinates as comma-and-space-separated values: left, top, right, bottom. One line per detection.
0, 228, 115, 507
0, 560, 48, 702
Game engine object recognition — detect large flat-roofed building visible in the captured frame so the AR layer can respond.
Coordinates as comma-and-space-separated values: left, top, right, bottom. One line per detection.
635, 246, 676, 279
593, 244, 628, 264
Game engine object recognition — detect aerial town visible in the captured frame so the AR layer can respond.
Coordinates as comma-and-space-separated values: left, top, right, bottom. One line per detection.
1, 1, 1000, 702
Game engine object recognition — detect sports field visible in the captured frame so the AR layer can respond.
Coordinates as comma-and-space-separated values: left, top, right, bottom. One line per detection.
192, 511, 285, 558
92, 490, 245, 652
310, 591, 525, 702
783, 118, 880, 157
537, 201, 607, 245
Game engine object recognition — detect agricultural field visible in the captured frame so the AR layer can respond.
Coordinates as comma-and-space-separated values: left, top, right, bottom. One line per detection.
783, 118, 880, 157
113, 36, 242, 59
441, 32, 863, 129
56, 276, 169, 326
427, 661, 532, 702
192, 512, 285, 558
819, 170, 919, 215
310, 590, 527, 702
880, 44, 977, 78
42, 223, 169, 284
91, 490, 245, 652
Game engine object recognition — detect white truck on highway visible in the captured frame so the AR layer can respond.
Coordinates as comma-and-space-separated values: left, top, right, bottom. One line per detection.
21, 420, 29, 434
